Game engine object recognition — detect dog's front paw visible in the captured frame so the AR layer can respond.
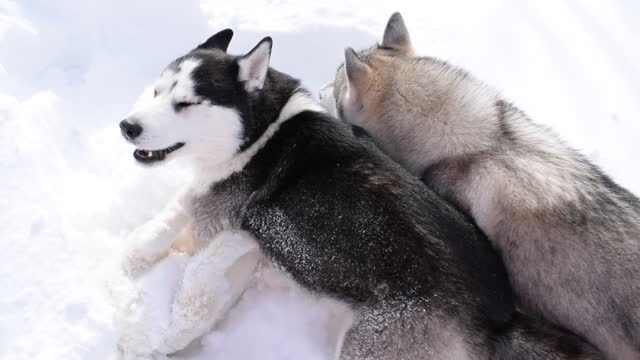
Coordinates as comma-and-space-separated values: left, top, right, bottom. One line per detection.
121, 222, 172, 277
121, 249, 156, 278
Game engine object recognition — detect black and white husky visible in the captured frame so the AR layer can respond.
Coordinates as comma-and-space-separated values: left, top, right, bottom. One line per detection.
119, 29, 601, 359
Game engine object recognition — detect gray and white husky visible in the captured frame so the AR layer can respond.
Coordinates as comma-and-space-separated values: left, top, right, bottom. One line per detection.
321, 12, 640, 360
119, 29, 602, 359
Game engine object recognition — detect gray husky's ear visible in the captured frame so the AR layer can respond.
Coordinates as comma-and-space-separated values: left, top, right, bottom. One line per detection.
344, 47, 372, 92
237, 37, 272, 92
197, 29, 234, 52
382, 12, 413, 55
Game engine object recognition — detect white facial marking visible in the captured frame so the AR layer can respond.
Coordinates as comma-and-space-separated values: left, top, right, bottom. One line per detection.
124, 58, 243, 167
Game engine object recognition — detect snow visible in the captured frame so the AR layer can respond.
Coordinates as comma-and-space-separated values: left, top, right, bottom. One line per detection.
0, 0, 639, 359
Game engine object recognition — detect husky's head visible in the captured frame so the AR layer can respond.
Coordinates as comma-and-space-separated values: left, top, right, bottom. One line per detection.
318, 12, 414, 125
320, 12, 499, 173
120, 29, 276, 167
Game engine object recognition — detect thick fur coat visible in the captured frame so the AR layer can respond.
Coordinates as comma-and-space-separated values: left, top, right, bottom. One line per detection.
322, 12, 639, 360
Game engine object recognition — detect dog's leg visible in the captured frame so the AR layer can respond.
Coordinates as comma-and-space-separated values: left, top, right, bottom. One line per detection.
115, 250, 190, 359
157, 231, 261, 355
122, 187, 193, 276
171, 223, 194, 254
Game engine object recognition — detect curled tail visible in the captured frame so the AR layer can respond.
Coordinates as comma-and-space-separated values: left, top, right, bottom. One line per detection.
491, 312, 604, 360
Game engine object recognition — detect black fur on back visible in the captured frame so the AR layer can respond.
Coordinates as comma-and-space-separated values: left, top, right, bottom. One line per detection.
242, 113, 513, 322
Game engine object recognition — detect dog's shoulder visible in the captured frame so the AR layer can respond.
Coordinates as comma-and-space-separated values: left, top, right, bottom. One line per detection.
248, 110, 371, 176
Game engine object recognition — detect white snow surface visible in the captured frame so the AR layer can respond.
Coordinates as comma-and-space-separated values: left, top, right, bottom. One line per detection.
0, 0, 639, 359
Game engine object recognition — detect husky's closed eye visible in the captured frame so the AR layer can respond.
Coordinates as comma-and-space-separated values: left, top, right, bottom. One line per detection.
174, 101, 201, 111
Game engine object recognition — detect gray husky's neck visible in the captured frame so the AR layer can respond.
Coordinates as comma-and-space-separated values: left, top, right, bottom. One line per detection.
374, 65, 502, 175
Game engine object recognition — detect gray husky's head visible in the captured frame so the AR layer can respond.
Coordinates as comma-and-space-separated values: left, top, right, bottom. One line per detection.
120, 29, 282, 167
321, 13, 499, 174
319, 12, 414, 126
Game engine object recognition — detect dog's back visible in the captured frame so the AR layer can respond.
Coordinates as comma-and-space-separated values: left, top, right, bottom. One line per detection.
233, 112, 603, 359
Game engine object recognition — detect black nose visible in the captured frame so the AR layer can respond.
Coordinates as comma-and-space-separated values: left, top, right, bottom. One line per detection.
119, 120, 142, 140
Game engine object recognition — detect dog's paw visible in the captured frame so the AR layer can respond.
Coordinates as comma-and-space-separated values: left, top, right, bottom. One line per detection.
121, 222, 171, 277
120, 240, 160, 278
121, 249, 156, 278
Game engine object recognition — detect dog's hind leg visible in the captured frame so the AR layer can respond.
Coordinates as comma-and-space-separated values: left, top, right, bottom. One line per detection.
157, 231, 261, 355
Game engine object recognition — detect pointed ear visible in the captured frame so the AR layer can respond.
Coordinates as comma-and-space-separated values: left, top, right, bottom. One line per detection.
237, 37, 272, 92
197, 29, 234, 52
344, 47, 372, 93
381, 12, 413, 55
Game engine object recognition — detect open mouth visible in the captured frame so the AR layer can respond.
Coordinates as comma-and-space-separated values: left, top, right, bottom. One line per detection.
133, 142, 185, 164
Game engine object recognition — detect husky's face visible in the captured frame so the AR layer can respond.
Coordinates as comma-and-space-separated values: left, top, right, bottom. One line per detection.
120, 29, 273, 167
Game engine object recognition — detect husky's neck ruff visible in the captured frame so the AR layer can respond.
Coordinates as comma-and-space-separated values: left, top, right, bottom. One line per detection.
192, 89, 325, 195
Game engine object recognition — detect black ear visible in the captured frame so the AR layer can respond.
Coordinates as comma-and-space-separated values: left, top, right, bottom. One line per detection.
197, 29, 234, 52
